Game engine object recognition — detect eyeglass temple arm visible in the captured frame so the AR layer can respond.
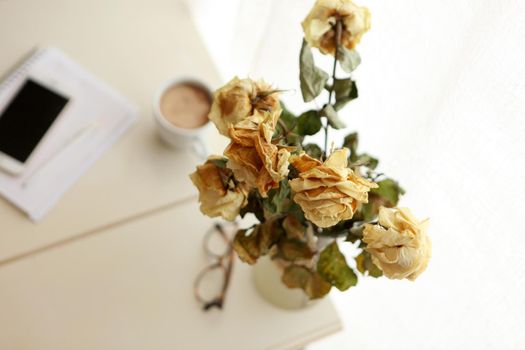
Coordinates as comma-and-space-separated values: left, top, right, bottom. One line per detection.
197, 223, 237, 311
216, 224, 235, 306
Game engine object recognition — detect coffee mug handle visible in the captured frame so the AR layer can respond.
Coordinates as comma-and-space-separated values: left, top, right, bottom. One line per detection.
192, 137, 208, 160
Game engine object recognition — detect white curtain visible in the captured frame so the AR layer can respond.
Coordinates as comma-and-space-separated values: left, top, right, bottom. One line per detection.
186, 0, 525, 348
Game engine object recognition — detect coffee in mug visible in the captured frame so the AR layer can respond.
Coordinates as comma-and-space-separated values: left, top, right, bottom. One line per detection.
153, 78, 213, 157
159, 82, 211, 129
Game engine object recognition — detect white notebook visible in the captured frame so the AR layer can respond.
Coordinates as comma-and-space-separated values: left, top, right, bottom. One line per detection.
0, 48, 137, 221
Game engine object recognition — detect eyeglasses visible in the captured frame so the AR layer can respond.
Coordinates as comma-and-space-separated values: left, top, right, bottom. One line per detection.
193, 222, 237, 311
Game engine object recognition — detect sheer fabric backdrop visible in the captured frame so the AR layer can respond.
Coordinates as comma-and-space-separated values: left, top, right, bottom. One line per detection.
185, 1, 525, 348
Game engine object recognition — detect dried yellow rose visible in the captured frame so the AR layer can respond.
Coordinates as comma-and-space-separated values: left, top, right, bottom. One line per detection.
302, 0, 371, 55
208, 77, 281, 136
289, 148, 377, 228
363, 207, 431, 281
224, 110, 290, 197
189, 157, 248, 221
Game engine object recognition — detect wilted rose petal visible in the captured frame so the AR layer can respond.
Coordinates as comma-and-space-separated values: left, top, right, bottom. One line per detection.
189, 156, 248, 221
225, 111, 290, 197
208, 77, 281, 136
289, 148, 377, 227
363, 207, 431, 280
302, 0, 371, 55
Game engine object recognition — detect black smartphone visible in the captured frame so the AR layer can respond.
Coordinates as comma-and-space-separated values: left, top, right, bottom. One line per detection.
0, 78, 69, 175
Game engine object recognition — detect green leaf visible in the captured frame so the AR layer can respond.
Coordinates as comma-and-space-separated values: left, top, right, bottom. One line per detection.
274, 102, 303, 146
342, 133, 378, 169
333, 78, 355, 100
286, 133, 303, 147
358, 202, 377, 222
317, 222, 349, 238
277, 239, 315, 262
359, 178, 405, 221
300, 40, 330, 102
272, 180, 292, 214
282, 265, 310, 288
232, 228, 260, 265
317, 241, 358, 291
337, 47, 361, 74
279, 101, 297, 128
371, 178, 405, 206
302, 143, 323, 159
342, 132, 359, 158
356, 251, 383, 278
288, 202, 306, 225
321, 105, 346, 129
209, 157, 228, 168
297, 110, 322, 136
279, 102, 297, 129
356, 153, 379, 170
233, 220, 282, 265
283, 215, 306, 240
305, 272, 332, 299
333, 78, 358, 111
282, 265, 331, 299
263, 180, 292, 218
239, 191, 265, 222
345, 223, 364, 243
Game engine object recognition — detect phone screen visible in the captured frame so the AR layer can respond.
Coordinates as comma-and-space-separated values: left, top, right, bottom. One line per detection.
0, 79, 69, 163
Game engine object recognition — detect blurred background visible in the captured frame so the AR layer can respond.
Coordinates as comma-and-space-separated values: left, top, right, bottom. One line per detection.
184, 0, 525, 349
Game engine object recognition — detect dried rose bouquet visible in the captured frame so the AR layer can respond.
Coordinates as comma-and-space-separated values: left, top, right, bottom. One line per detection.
190, 0, 431, 299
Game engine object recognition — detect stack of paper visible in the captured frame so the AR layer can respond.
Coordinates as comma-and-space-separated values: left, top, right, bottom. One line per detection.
0, 48, 137, 221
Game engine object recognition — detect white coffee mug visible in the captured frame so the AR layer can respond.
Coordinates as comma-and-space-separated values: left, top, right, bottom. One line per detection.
153, 77, 213, 159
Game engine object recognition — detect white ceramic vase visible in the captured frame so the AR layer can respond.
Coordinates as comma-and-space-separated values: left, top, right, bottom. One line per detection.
252, 256, 317, 310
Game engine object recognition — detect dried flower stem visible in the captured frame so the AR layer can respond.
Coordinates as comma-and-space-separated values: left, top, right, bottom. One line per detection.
324, 20, 343, 158
277, 118, 290, 135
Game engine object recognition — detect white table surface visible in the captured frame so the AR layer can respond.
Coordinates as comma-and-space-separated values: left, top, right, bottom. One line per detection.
0, 199, 341, 350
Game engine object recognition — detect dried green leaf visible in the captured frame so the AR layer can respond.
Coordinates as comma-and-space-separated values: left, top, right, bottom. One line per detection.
209, 157, 228, 168
300, 40, 329, 102
288, 202, 307, 225
350, 224, 364, 237
356, 250, 383, 278
279, 102, 297, 129
333, 78, 358, 111
321, 105, 345, 129
371, 178, 405, 206
278, 239, 315, 262
283, 215, 306, 240
297, 110, 322, 136
239, 191, 265, 222
282, 265, 332, 299
232, 229, 259, 265
356, 153, 379, 170
337, 47, 361, 74
358, 200, 380, 222
333, 78, 352, 100
343, 132, 359, 160
233, 221, 282, 265
264, 180, 292, 218
359, 178, 405, 221
282, 265, 310, 288
274, 103, 302, 145
345, 223, 364, 243
305, 272, 332, 299
317, 241, 358, 291
302, 143, 323, 160
318, 222, 349, 238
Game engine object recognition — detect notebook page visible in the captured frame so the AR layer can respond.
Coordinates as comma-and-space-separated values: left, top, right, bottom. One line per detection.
0, 48, 137, 221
